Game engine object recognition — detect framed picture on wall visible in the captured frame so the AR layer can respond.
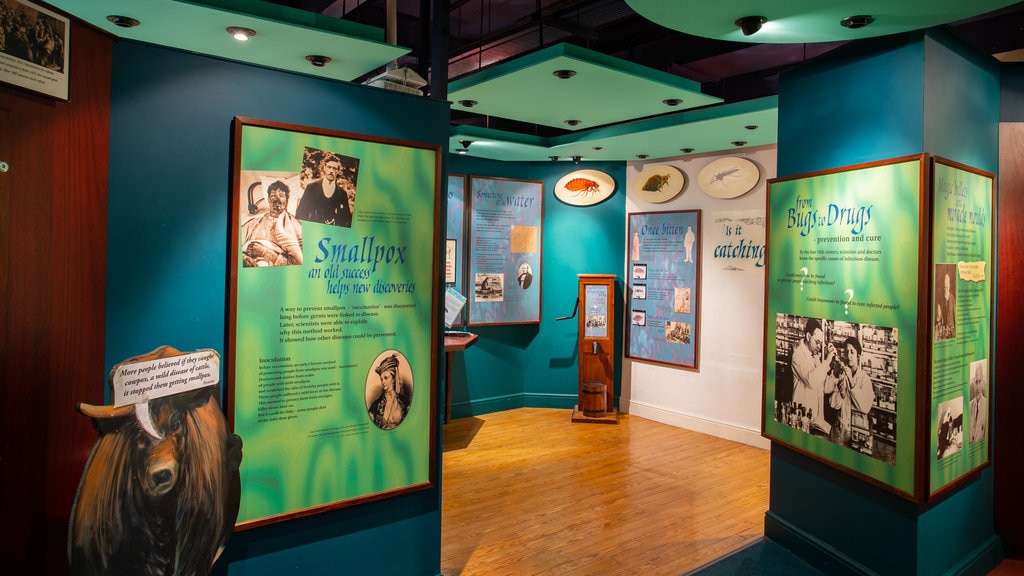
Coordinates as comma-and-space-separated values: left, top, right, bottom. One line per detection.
227, 117, 441, 528
466, 176, 544, 325
625, 210, 701, 370
0, 0, 69, 100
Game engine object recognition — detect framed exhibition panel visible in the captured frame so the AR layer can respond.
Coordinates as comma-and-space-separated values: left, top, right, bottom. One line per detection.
227, 117, 441, 528
762, 154, 994, 502
466, 176, 543, 325
763, 155, 924, 499
446, 174, 467, 326
928, 157, 993, 498
626, 210, 701, 370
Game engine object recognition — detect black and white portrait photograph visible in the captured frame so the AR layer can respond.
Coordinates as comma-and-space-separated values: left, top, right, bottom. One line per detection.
516, 262, 533, 289
934, 263, 957, 341
968, 359, 989, 444
296, 146, 359, 228
364, 350, 413, 431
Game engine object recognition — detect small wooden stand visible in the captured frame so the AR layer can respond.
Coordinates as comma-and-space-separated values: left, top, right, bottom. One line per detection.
571, 274, 618, 424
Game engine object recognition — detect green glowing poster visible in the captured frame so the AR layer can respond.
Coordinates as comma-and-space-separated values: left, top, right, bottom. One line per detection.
228, 117, 440, 528
928, 158, 993, 497
763, 156, 923, 499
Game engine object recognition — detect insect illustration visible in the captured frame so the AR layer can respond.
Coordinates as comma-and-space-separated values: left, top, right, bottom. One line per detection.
563, 177, 602, 196
710, 168, 739, 183
641, 173, 671, 192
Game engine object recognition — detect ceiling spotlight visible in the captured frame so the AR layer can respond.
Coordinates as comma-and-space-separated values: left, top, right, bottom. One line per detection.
735, 16, 767, 36
459, 140, 473, 150
565, 119, 581, 127
732, 141, 747, 147
637, 154, 649, 159
306, 55, 331, 67
572, 156, 582, 164
227, 27, 256, 41
663, 98, 684, 106
680, 148, 695, 153
593, 146, 603, 151
107, 15, 140, 28
841, 15, 875, 29
745, 125, 758, 130
553, 69, 577, 79
458, 99, 478, 108
549, 156, 560, 162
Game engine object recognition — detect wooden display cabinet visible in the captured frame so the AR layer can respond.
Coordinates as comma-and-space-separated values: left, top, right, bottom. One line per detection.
572, 274, 618, 424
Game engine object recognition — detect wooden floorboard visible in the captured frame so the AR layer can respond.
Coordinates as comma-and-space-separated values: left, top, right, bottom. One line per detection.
442, 408, 770, 576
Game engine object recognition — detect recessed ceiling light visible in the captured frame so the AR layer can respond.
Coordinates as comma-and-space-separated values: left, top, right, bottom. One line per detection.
227, 27, 256, 41
306, 55, 331, 67
680, 148, 695, 153
593, 146, 603, 151
663, 99, 683, 106
564, 119, 581, 127
553, 69, 577, 79
732, 141, 747, 147
107, 15, 140, 28
549, 156, 560, 161
636, 154, 649, 159
458, 100, 478, 108
841, 15, 875, 29
745, 125, 758, 130
571, 156, 582, 164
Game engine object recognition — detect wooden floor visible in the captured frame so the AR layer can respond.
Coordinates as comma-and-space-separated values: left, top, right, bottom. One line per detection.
441, 408, 770, 576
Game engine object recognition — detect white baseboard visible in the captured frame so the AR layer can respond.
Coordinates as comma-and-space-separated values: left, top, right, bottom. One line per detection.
626, 400, 770, 449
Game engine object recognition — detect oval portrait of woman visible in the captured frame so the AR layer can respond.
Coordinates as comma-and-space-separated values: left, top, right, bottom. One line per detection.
364, 349, 413, 431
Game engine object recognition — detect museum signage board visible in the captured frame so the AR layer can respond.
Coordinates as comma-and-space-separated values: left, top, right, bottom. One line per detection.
762, 154, 993, 502
626, 210, 701, 370
228, 117, 441, 527
466, 176, 544, 325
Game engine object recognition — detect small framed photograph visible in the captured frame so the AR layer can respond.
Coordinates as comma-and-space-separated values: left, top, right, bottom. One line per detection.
0, 0, 69, 100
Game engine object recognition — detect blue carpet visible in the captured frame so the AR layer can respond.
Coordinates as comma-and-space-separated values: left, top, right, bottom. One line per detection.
684, 538, 825, 576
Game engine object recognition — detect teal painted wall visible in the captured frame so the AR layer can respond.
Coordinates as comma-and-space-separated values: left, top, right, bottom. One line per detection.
1000, 64, 1024, 121
107, 42, 448, 576
447, 156, 626, 416
771, 31, 1000, 576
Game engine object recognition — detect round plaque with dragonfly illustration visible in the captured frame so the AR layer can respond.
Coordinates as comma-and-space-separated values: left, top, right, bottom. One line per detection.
697, 156, 761, 199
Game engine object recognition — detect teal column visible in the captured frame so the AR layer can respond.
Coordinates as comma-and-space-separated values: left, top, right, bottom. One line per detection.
768, 29, 1001, 576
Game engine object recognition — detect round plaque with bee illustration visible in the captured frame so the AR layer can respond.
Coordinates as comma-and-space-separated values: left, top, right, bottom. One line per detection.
633, 164, 685, 203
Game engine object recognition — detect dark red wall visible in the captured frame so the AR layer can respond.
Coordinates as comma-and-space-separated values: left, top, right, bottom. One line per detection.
0, 21, 111, 574
996, 123, 1024, 556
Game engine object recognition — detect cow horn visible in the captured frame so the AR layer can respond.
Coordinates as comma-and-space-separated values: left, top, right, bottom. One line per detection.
77, 402, 134, 419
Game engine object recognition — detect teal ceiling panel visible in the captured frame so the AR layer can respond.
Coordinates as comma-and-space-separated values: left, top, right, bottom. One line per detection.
48, 0, 408, 82
448, 43, 722, 131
